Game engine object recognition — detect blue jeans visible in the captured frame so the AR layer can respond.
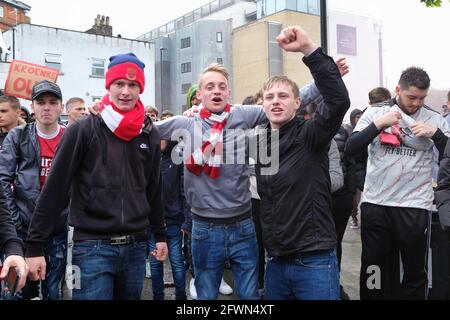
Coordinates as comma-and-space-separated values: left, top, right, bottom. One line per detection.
265, 249, 340, 300
72, 240, 147, 300
43, 232, 68, 300
192, 217, 259, 300
17, 230, 67, 300
149, 224, 186, 300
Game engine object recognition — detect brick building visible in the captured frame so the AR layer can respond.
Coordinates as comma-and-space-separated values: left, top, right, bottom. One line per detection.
0, 0, 30, 31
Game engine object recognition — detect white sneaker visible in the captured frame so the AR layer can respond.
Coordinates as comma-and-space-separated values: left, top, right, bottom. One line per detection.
189, 278, 197, 300
219, 278, 233, 295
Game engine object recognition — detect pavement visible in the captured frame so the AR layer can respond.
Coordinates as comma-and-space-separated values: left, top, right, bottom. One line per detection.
141, 221, 362, 300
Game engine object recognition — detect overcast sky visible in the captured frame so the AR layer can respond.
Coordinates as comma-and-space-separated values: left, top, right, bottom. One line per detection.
23, 0, 450, 90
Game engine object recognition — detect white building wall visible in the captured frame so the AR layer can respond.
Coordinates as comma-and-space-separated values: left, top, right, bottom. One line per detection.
1, 24, 155, 109
328, 9, 382, 116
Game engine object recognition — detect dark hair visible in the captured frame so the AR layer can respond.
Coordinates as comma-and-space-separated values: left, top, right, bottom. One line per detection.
368, 87, 391, 105
399, 67, 430, 91
0, 95, 21, 110
242, 95, 256, 105
447, 90, 450, 102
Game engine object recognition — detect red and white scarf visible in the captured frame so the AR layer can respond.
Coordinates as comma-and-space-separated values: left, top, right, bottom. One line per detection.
98, 94, 145, 141
186, 105, 232, 179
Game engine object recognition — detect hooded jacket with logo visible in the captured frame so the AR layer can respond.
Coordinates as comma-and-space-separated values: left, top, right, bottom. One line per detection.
255, 48, 351, 258
25, 115, 165, 257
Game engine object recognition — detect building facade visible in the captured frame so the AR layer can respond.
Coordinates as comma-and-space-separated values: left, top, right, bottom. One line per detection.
139, 0, 382, 118
0, 23, 155, 108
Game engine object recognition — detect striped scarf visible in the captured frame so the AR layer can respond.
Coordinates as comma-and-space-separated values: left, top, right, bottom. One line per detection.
186, 105, 232, 179
98, 94, 145, 141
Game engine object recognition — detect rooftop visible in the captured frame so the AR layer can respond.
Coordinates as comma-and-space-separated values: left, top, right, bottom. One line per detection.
2, 0, 31, 11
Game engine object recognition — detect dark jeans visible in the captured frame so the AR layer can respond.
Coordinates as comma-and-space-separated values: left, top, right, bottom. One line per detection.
18, 230, 67, 300
331, 191, 353, 270
72, 240, 147, 300
360, 203, 430, 300
149, 224, 186, 300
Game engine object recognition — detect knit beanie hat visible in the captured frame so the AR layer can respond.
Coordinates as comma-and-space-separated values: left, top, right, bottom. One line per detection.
105, 53, 146, 93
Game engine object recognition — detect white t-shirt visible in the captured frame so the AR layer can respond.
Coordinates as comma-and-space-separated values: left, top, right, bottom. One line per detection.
355, 103, 450, 210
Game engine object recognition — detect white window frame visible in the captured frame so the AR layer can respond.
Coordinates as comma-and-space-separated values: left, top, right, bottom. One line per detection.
91, 58, 105, 77
45, 53, 62, 72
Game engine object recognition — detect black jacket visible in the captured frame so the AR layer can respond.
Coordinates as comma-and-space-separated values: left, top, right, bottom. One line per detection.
161, 142, 191, 229
26, 115, 166, 257
255, 48, 351, 258
0, 122, 68, 233
434, 140, 450, 225
0, 130, 7, 146
0, 183, 23, 257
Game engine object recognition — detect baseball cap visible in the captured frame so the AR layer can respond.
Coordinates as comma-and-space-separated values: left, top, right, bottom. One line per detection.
31, 80, 62, 101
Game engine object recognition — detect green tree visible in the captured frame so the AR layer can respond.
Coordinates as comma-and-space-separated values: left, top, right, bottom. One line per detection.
421, 0, 444, 7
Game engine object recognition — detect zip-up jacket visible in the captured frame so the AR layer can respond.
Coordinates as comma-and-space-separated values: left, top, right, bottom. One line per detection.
0, 122, 68, 234
256, 48, 351, 258
25, 115, 166, 257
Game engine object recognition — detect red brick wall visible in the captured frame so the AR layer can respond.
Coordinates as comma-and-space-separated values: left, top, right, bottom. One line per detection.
0, 2, 30, 31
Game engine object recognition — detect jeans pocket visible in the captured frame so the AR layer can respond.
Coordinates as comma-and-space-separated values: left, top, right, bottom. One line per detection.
72, 241, 99, 259
239, 219, 255, 237
192, 222, 210, 241
296, 250, 334, 269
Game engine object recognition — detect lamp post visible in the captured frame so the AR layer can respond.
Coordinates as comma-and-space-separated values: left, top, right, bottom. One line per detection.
159, 47, 167, 109
320, 0, 328, 54
10, 8, 18, 59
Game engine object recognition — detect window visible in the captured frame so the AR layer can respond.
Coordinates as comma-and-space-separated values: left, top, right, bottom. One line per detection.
181, 62, 191, 74
181, 83, 192, 94
45, 53, 62, 72
91, 58, 105, 77
216, 32, 223, 43
217, 58, 223, 65
181, 37, 191, 49
0, 7, 4, 18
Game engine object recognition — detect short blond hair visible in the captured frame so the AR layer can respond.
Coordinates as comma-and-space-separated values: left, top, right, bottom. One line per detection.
198, 63, 229, 88
262, 76, 300, 99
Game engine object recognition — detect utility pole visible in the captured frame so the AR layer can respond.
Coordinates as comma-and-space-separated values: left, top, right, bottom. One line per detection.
320, 0, 328, 54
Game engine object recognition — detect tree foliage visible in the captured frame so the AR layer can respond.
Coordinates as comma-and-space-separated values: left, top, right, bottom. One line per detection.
421, 0, 444, 7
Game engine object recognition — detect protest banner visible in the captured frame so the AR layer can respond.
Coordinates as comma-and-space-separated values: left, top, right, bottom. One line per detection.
4, 60, 59, 100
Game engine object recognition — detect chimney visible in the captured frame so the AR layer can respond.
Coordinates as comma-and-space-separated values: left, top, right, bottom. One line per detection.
85, 14, 113, 37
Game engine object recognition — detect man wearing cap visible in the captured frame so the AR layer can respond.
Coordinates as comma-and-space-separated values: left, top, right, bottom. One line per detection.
24, 53, 167, 300
0, 80, 68, 300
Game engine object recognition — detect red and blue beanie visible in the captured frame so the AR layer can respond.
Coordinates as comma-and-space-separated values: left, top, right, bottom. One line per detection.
105, 53, 146, 93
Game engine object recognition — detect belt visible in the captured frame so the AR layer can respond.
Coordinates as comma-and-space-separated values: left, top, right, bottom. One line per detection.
99, 234, 148, 246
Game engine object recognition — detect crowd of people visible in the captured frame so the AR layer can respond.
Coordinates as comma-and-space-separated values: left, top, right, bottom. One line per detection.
0, 24, 450, 301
